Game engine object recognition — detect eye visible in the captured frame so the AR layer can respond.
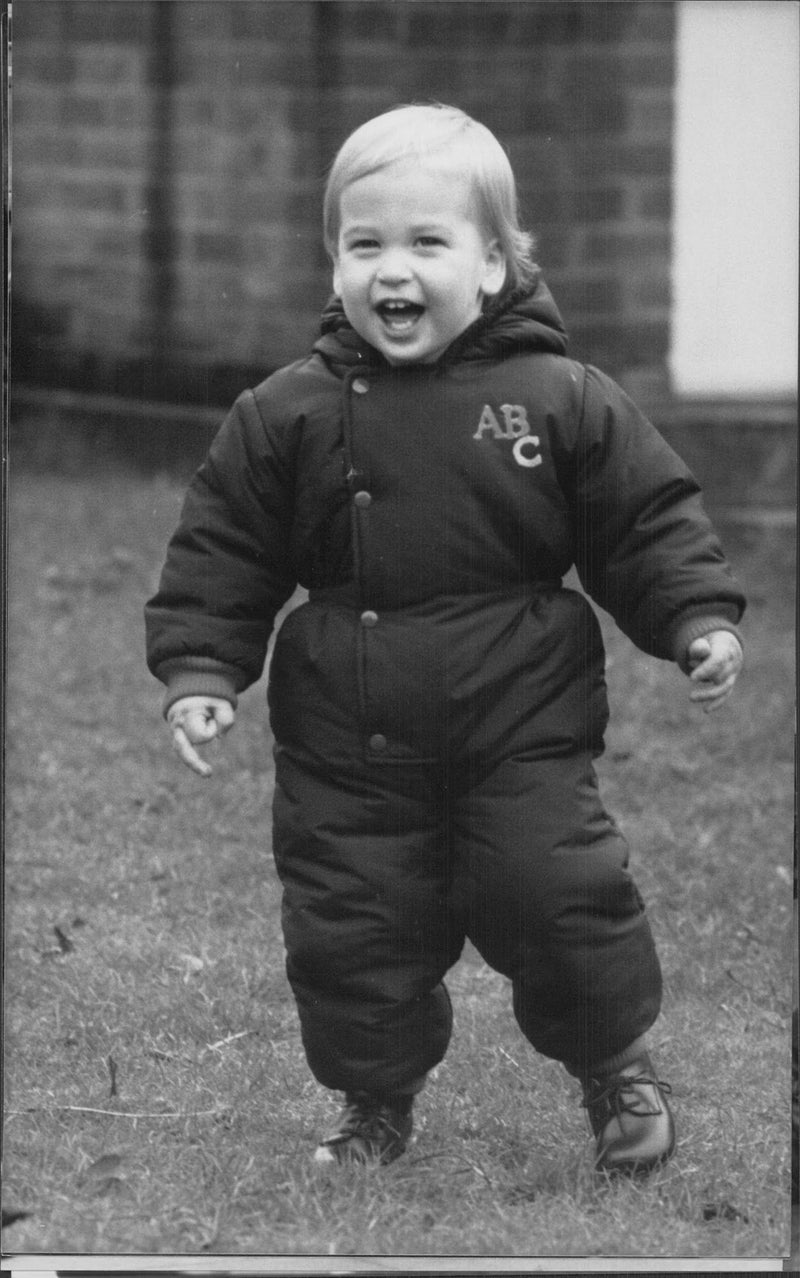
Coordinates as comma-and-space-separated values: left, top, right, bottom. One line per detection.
417, 235, 446, 248
347, 237, 379, 253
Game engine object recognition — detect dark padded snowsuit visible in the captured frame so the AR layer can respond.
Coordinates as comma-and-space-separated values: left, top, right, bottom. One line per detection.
146, 277, 745, 1095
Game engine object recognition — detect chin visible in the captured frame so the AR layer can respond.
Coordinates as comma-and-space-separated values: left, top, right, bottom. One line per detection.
376, 332, 440, 365
382, 347, 433, 366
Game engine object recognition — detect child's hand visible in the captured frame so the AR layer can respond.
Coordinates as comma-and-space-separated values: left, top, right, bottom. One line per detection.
687, 631, 743, 713
167, 696, 235, 776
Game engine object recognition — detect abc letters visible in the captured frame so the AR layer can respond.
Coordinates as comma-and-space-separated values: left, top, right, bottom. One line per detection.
473, 403, 542, 469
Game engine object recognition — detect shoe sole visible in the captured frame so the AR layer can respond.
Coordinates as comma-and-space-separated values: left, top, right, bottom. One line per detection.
595, 1142, 676, 1178
313, 1136, 409, 1167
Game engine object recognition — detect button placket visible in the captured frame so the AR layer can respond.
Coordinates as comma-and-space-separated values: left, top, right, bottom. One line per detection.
349, 372, 384, 753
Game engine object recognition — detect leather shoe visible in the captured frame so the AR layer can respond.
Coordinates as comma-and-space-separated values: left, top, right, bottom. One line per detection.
582, 1051, 676, 1175
313, 1091, 413, 1166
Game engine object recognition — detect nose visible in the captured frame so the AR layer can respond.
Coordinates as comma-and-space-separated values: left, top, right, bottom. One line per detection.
376, 248, 412, 285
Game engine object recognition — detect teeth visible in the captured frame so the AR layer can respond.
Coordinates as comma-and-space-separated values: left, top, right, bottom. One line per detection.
374, 299, 423, 337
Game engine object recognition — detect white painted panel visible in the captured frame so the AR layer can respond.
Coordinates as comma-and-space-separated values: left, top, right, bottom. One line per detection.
671, 1, 798, 396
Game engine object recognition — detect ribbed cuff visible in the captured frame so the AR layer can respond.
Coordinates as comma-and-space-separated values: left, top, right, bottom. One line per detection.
161, 671, 240, 719
668, 613, 744, 674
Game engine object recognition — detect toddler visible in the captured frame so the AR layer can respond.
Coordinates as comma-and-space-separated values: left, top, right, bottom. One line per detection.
146, 104, 744, 1176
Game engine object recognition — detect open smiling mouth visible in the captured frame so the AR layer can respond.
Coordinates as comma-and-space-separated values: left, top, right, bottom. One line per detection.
375, 300, 425, 332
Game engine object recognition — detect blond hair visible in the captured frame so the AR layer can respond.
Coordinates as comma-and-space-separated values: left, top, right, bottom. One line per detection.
323, 103, 537, 295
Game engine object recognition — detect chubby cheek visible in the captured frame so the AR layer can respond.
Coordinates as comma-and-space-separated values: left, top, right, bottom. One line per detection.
332, 262, 370, 312
337, 292, 371, 333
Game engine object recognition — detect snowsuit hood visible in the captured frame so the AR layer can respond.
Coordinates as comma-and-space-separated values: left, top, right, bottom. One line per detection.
313, 269, 569, 376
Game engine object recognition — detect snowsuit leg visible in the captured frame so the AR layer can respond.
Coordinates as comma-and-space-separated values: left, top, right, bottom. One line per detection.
451, 750, 662, 1072
272, 746, 460, 1096
268, 589, 661, 1094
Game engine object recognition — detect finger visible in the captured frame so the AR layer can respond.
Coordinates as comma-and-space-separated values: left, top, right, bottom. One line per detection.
213, 703, 236, 734
690, 671, 735, 696
687, 639, 712, 668
690, 653, 737, 682
171, 723, 213, 777
189, 711, 221, 743
169, 709, 220, 745
700, 688, 733, 713
690, 679, 735, 709
690, 665, 724, 687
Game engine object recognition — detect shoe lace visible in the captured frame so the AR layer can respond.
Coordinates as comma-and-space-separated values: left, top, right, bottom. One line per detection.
584, 1071, 673, 1122
339, 1093, 405, 1141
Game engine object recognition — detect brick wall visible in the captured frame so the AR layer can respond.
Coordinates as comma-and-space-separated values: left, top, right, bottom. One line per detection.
12, 0, 676, 405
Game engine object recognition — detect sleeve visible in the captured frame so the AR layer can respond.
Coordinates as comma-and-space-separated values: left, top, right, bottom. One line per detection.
569, 366, 746, 663
144, 388, 298, 708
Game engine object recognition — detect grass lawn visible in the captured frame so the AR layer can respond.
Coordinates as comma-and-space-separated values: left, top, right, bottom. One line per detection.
3, 464, 795, 1262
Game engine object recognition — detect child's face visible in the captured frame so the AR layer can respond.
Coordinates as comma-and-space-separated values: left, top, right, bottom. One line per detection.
333, 161, 506, 366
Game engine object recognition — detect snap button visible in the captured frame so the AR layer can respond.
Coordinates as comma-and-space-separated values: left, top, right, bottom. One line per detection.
352, 378, 369, 395
354, 490, 372, 509
369, 733, 388, 752
360, 610, 379, 628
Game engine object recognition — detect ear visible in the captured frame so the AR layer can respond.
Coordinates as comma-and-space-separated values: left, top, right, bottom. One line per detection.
481, 240, 507, 298
332, 260, 342, 297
